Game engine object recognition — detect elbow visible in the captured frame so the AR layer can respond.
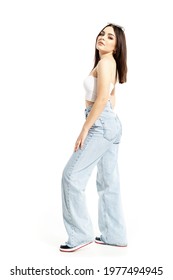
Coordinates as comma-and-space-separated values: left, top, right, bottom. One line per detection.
95, 96, 109, 106
96, 93, 109, 104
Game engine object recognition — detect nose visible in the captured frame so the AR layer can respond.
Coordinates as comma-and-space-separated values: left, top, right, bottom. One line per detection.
100, 35, 105, 41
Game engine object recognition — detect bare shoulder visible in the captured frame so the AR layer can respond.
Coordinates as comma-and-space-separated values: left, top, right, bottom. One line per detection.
97, 57, 116, 73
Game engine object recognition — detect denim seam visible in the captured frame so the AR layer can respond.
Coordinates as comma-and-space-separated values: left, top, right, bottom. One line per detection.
98, 157, 108, 243
101, 158, 109, 242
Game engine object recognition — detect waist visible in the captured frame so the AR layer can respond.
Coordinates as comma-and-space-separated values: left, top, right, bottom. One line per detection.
85, 100, 116, 117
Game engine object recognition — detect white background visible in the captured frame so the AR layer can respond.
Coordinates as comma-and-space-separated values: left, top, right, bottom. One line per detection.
0, 0, 173, 279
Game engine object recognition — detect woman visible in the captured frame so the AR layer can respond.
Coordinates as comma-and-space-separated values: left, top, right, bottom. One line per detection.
60, 23, 128, 252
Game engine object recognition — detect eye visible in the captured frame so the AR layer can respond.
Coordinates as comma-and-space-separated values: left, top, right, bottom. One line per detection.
108, 36, 114, 40
99, 31, 104, 36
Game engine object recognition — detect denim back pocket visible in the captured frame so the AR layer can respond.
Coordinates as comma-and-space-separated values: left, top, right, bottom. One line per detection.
100, 115, 122, 142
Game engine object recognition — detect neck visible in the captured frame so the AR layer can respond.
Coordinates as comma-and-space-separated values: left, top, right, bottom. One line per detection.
99, 52, 113, 59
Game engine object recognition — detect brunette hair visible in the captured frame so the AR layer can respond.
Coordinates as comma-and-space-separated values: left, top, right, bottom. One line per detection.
93, 23, 127, 83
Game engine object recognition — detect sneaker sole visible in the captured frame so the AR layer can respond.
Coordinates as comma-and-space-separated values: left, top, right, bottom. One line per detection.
59, 241, 93, 252
95, 239, 127, 247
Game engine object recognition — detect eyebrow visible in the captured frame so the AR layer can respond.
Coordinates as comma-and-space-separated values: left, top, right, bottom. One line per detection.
108, 33, 115, 37
100, 31, 115, 37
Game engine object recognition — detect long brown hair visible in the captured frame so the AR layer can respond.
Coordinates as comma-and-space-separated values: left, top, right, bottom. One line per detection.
92, 23, 127, 83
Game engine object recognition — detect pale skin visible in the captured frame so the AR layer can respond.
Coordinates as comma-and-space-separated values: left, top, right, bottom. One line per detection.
74, 26, 117, 152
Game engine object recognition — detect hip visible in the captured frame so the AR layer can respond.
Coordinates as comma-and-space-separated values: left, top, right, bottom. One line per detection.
85, 101, 122, 143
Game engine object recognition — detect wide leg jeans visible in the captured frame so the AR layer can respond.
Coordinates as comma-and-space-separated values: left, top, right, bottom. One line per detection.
61, 101, 127, 247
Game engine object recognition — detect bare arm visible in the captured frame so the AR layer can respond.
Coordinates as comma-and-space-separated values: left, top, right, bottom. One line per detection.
74, 58, 116, 151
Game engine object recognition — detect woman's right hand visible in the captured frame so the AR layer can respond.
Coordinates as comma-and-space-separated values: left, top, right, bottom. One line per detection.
74, 127, 89, 152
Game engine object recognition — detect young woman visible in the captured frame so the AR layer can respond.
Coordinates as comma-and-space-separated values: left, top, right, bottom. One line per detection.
60, 23, 128, 252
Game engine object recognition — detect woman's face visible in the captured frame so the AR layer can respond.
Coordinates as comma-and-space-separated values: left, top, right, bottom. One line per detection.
96, 26, 116, 54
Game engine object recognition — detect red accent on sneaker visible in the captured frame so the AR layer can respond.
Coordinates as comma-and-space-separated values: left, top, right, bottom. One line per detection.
59, 241, 93, 252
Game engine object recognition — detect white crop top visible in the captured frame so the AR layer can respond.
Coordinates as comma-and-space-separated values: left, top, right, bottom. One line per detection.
84, 76, 114, 102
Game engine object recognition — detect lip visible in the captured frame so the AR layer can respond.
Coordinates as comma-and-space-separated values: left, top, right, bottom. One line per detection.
97, 41, 105, 46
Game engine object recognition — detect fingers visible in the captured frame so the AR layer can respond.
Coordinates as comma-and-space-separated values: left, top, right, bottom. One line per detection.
74, 129, 88, 152
74, 139, 81, 152
74, 138, 85, 152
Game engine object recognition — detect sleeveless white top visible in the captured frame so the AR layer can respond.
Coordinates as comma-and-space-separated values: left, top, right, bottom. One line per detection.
84, 76, 114, 102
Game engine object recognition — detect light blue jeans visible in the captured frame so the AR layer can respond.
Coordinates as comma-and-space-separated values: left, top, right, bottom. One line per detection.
61, 101, 127, 247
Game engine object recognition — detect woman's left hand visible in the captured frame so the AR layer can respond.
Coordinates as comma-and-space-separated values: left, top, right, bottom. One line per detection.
74, 127, 89, 152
